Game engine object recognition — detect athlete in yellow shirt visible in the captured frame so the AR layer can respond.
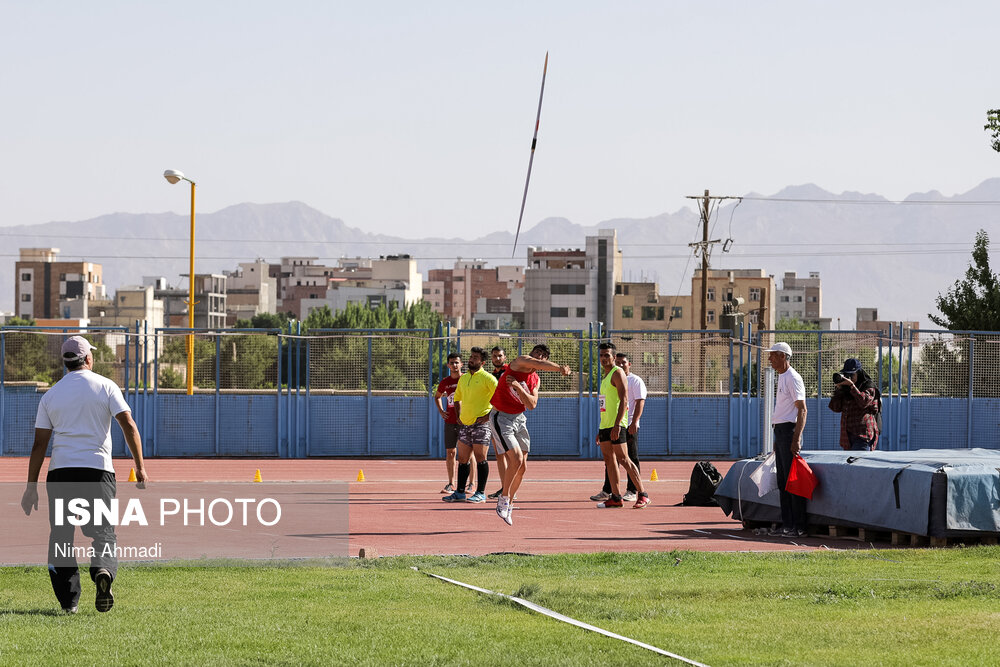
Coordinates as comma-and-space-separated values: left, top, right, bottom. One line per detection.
443, 346, 498, 503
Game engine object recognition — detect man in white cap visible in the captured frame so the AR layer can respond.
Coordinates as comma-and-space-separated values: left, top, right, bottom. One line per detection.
768, 341, 808, 537
20, 335, 148, 614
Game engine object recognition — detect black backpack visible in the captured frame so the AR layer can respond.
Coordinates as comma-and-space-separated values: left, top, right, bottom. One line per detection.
682, 461, 723, 507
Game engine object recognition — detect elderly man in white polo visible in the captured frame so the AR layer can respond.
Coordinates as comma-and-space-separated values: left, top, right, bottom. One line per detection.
21, 336, 148, 614
767, 341, 808, 537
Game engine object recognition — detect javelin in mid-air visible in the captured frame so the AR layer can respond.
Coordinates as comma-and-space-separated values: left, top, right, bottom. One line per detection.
512, 52, 548, 258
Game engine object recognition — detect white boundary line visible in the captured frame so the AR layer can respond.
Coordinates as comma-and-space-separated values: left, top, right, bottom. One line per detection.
413, 567, 710, 666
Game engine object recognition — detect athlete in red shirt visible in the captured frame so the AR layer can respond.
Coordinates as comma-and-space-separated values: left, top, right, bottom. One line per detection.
492, 344, 571, 525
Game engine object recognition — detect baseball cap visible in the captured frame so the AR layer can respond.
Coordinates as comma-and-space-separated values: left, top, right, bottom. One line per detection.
61, 336, 95, 362
768, 342, 792, 356
840, 358, 862, 374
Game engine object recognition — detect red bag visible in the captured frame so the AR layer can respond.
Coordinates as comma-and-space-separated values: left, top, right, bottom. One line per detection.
786, 454, 818, 499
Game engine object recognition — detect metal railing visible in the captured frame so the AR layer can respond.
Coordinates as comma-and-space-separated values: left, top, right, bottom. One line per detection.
3, 324, 1000, 457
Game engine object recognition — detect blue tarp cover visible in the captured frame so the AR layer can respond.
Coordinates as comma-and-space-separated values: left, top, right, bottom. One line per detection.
716, 449, 1000, 536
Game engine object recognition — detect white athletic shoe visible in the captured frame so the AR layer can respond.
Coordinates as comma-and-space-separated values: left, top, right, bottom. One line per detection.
623, 492, 637, 502
495, 495, 513, 526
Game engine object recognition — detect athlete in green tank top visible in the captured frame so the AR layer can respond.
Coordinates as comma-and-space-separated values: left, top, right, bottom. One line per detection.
595, 343, 650, 509
599, 365, 628, 429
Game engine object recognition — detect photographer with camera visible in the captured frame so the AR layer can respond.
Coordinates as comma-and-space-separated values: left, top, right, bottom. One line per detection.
828, 358, 881, 451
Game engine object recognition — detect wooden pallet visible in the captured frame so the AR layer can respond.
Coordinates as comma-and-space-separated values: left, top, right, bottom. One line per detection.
890, 532, 1000, 548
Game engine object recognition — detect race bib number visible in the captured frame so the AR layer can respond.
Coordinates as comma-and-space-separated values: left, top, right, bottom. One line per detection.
598, 394, 606, 412
447, 395, 455, 407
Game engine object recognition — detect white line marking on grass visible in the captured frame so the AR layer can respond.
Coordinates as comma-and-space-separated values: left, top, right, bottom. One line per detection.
413, 567, 710, 666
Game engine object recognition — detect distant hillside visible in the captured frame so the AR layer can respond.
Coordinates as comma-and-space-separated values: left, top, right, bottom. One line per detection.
3, 180, 1000, 328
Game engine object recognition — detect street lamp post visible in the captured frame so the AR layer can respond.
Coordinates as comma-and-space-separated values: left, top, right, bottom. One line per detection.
163, 169, 197, 395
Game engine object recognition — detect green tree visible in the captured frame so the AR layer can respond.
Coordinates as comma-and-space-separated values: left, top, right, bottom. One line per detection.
160, 336, 217, 388
929, 229, 1000, 330
82, 335, 117, 380
159, 366, 184, 389
776, 317, 820, 331
2, 331, 60, 384
302, 301, 442, 393
235, 312, 293, 329
302, 305, 337, 330
985, 109, 1000, 153
220, 335, 280, 389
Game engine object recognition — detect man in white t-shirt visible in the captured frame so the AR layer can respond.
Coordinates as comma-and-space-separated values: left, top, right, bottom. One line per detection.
591, 352, 647, 502
768, 341, 808, 537
20, 336, 148, 614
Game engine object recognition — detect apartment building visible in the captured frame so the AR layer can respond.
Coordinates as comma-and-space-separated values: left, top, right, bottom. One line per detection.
426, 260, 524, 327
15, 248, 106, 320
856, 307, 919, 339
225, 259, 277, 325
299, 255, 423, 318
155, 274, 227, 329
613, 281, 678, 330
523, 229, 622, 329
776, 271, 832, 329
663, 268, 775, 331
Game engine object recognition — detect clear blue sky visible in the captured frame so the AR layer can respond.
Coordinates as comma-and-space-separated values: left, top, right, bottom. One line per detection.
1, 1, 996, 236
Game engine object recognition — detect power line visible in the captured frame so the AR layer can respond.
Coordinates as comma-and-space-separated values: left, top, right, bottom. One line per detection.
0, 230, 982, 249
741, 196, 1000, 205
1, 247, 993, 262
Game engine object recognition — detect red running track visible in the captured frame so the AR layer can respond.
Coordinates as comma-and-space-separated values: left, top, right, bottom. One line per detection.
0, 458, 873, 556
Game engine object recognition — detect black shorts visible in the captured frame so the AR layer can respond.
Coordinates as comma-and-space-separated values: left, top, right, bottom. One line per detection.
598, 426, 627, 444
443, 422, 459, 449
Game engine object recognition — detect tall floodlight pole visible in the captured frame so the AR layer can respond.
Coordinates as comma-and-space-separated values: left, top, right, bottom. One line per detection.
163, 169, 197, 395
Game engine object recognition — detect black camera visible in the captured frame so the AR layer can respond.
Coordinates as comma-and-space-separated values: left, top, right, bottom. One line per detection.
832, 372, 845, 384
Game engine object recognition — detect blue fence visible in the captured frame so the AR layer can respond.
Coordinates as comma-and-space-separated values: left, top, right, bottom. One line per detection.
2, 325, 999, 458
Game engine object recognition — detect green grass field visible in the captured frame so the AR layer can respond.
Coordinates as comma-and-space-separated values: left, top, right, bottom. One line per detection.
2, 548, 999, 666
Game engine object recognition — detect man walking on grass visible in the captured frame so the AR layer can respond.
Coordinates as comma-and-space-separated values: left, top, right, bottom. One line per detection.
595, 342, 649, 509
492, 344, 571, 526
442, 347, 497, 504
21, 336, 149, 614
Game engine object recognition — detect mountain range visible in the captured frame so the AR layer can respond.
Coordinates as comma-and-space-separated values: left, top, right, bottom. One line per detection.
4, 179, 1000, 328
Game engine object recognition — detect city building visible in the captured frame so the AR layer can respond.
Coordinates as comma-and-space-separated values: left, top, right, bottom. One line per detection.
299, 255, 423, 318
776, 271, 832, 329
224, 259, 277, 325
523, 229, 621, 329
272, 257, 330, 318
84, 285, 165, 331
613, 281, 678, 330
426, 260, 524, 327
15, 248, 106, 321
856, 307, 920, 340
663, 268, 776, 332
155, 274, 227, 329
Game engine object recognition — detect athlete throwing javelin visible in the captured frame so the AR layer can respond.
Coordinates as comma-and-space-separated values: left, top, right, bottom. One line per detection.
492, 344, 571, 525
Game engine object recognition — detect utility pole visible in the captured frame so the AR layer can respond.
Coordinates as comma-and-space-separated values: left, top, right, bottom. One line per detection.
685, 190, 740, 330
685, 189, 739, 393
